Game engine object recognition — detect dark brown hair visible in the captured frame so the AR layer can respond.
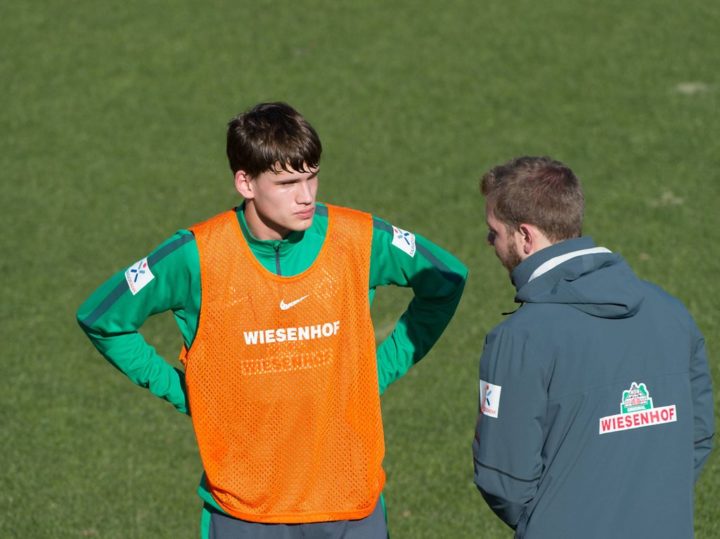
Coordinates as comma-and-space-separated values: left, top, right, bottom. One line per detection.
226, 102, 322, 177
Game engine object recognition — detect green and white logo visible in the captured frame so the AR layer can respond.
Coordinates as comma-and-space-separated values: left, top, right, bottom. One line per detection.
620, 382, 653, 413
600, 381, 676, 435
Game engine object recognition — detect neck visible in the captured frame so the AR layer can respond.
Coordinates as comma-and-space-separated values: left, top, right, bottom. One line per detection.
524, 236, 554, 260
243, 202, 289, 241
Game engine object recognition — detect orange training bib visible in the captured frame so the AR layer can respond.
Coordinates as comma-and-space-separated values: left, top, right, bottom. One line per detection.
184, 204, 385, 523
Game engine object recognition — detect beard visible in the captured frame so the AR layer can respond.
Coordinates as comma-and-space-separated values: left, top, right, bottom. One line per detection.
498, 242, 523, 273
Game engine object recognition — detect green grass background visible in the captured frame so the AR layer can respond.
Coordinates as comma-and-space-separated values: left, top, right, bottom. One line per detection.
2, 0, 718, 537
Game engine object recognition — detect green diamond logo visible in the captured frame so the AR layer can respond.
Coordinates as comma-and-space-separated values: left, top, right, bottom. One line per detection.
621, 382, 653, 414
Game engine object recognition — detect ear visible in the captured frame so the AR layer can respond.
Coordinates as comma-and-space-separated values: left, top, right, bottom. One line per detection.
517, 223, 552, 256
517, 224, 535, 255
235, 170, 255, 199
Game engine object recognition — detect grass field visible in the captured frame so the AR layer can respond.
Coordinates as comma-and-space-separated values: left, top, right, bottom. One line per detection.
2, 0, 718, 537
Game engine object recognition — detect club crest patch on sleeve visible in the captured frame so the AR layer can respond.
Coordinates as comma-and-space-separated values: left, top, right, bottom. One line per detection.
391, 226, 416, 257
125, 257, 155, 295
480, 380, 502, 418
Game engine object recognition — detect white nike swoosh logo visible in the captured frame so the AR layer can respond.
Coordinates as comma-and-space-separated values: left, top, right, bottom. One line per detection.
280, 295, 309, 310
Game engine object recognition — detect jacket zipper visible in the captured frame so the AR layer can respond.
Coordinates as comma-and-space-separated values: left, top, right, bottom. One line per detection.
274, 244, 282, 276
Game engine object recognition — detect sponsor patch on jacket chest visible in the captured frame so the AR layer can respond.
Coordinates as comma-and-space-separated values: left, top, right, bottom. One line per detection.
599, 382, 676, 434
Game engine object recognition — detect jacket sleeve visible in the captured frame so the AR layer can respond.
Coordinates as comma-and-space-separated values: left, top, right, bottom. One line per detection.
689, 327, 714, 482
76, 232, 199, 414
369, 217, 467, 395
472, 325, 548, 530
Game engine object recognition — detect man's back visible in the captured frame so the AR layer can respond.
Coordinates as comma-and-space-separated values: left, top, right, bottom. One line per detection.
473, 240, 713, 538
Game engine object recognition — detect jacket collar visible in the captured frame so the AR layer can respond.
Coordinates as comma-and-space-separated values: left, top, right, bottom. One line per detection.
235, 204, 305, 256
511, 237, 597, 291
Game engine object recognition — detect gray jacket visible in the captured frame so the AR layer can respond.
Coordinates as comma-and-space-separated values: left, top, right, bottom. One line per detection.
473, 237, 714, 538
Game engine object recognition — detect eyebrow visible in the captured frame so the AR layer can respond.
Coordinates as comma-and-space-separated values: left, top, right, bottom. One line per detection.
273, 170, 318, 184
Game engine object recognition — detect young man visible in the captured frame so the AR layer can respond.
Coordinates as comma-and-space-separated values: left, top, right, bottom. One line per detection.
472, 156, 714, 538
77, 102, 467, 538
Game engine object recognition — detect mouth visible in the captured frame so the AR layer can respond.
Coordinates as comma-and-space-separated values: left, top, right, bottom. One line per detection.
295, 207, 315, 219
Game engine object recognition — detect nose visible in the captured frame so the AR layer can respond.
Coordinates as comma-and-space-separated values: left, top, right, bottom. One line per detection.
297, 179, 313, 204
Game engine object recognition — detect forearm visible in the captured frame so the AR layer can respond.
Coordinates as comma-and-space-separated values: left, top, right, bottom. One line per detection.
473, 429, 539, 528
79, 322, 189, 413
370, 219, 467, 392
376, 281, 465, 393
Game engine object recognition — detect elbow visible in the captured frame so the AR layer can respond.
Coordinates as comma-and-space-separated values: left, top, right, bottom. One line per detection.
76, 311, 89, 330
449, 265, 469, 288
76, 310, 94, 332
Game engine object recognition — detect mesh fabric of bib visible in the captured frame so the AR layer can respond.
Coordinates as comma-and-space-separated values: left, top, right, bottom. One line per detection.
183, 204, 385, 523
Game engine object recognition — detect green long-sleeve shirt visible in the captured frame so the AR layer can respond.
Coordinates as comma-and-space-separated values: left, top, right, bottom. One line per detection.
78, 202, 467, 411
78, 202, 467, 517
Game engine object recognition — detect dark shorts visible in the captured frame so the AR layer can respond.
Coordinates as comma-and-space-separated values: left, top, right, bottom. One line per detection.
203, 499, 388, 539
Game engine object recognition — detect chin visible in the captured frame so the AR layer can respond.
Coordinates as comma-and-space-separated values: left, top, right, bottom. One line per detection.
292, 218, 314, 231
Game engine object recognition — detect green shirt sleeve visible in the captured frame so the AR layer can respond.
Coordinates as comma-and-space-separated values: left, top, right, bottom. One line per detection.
76, 231, 200, 414
77, 210, 468, 411
369, 217, 468, 395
